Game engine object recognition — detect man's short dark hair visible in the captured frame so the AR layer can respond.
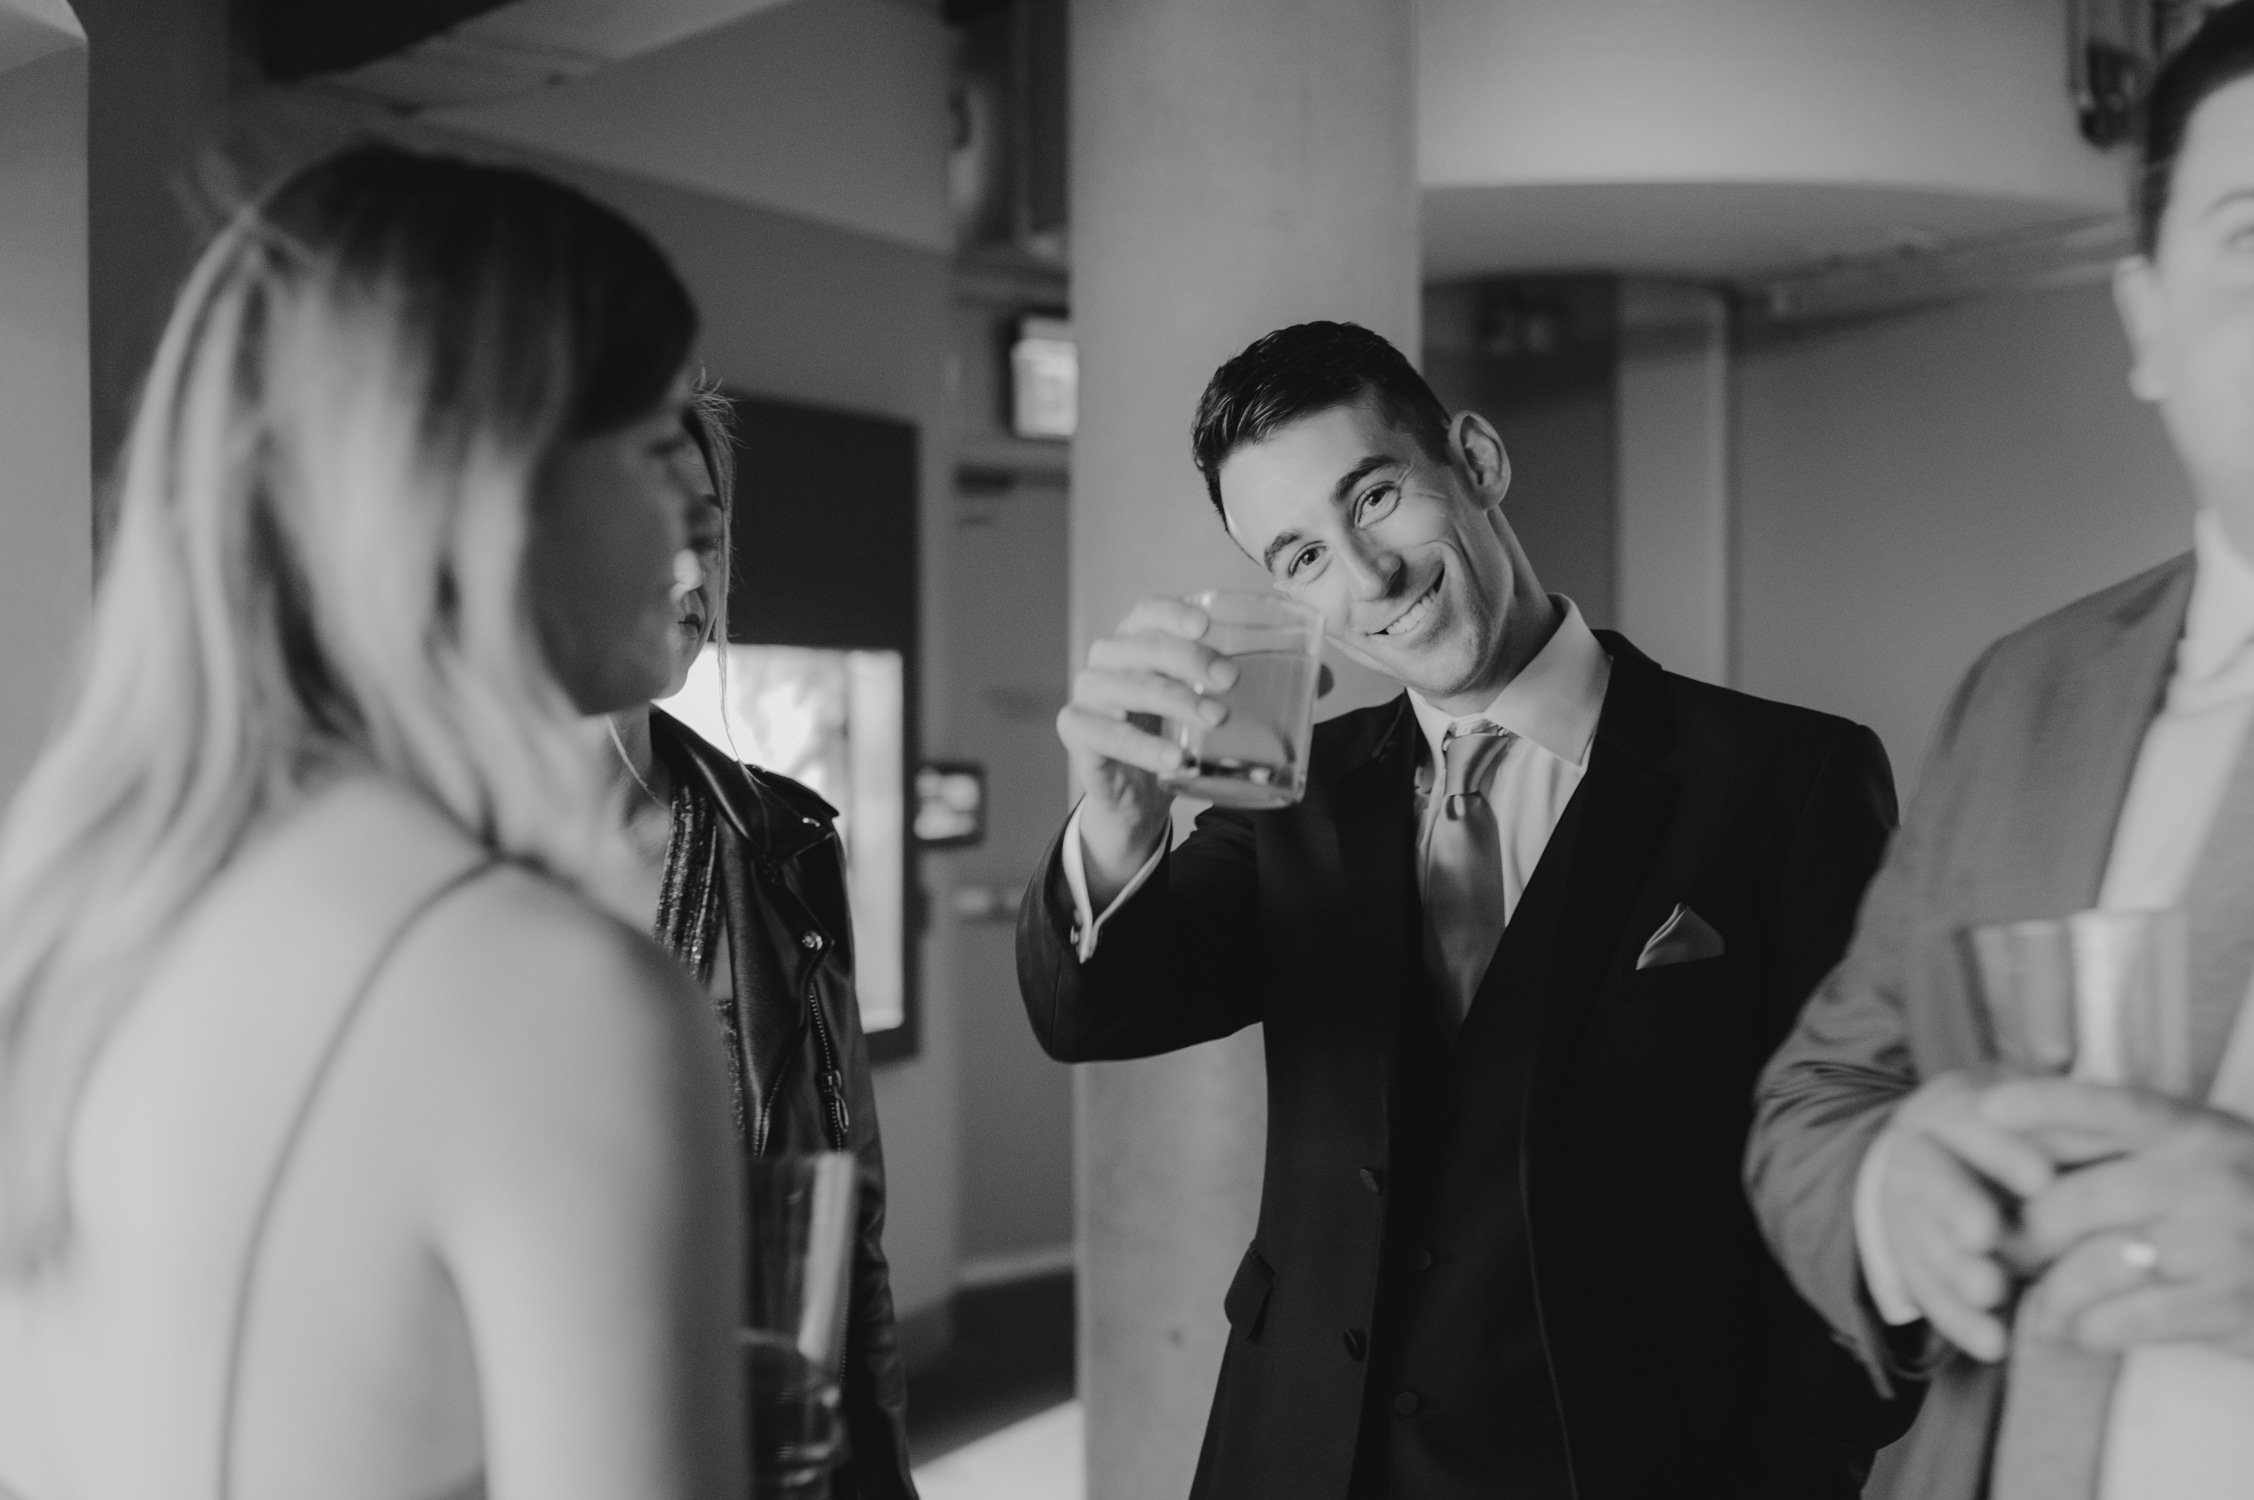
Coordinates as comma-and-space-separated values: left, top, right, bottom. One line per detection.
2138, 1, 2254, 253
1189, 321, 1453, 520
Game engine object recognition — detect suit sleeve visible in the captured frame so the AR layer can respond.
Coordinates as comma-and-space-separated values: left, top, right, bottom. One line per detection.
1016, 801, 1268, 1063
1745, 661, 1997, 1399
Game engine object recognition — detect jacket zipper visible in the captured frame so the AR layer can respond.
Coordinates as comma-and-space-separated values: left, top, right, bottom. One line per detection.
807, 982, 852, 1150
748, 846, 852, 1156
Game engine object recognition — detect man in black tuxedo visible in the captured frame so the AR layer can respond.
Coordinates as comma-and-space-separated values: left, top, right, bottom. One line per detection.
1016, 322, 1916, 1498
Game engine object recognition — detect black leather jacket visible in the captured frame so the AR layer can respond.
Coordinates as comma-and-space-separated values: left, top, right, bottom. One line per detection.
650, 710, 917, 1500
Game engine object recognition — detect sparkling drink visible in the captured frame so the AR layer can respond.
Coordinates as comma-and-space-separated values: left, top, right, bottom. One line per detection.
1163, 590, 1324, 810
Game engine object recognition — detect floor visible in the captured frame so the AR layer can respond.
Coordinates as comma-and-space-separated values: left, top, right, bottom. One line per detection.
904, 1270, 1080, 1497
904, 1271, 1075, 1461
912, 1401, 1082, 1500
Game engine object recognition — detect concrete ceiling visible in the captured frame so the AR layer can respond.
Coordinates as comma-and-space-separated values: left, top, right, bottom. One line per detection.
431, 0, 950, 254
300, 0, 802, 109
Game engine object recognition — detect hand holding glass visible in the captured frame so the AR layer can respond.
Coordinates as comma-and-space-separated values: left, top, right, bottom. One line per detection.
1159, 590, 1323, 810
743, 1151, 858, 1498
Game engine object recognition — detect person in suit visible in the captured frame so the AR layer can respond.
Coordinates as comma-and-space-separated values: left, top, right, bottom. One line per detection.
1747, 9, 2254, 1499
1017, 320, 1916, 1498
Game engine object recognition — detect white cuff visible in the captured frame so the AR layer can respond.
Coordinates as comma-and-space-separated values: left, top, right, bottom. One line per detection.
1060, 803, 1165, 963
1854, 1130, 1924, 1327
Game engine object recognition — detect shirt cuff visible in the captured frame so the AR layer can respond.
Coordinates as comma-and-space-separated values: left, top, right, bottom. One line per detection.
1060, 803, 1165, 963
1854, 1130, 1925, 1327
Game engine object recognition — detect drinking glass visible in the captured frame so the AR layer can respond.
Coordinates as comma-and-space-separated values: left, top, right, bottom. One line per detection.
1962, 909, 2190, 1092
743, 1151, 859, 1498
1162, 589, 1324, 809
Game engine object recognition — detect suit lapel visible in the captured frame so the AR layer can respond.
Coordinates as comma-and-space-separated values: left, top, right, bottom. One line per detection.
1464, 638, 1680, 1108
1298, 696, 1420, 967
1975, 558, 2193, 921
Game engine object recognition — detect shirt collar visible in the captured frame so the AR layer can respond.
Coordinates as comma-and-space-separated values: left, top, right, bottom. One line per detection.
2180, 508, 2254, 689
1408, 596, 1613, 773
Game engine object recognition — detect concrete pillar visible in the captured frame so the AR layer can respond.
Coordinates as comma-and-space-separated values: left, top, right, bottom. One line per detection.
1069, 3, 1416, 1495
0, 4, 89, 806
1615, 280, 1731, 685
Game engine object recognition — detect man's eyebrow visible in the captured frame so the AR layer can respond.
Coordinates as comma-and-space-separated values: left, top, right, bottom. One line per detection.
1331, 454, 1398, 510
1260, 528, 1305, 575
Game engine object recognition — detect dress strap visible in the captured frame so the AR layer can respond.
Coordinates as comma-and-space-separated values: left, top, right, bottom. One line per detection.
214, 855, 500, 1500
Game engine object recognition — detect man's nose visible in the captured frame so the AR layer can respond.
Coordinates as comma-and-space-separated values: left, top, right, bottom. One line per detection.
1335, 534, 1401, 602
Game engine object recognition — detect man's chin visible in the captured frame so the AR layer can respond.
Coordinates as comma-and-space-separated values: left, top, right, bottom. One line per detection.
1335, 641, 1455, 700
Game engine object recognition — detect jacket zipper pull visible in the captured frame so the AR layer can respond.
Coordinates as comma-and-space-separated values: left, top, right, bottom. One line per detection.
822, 1070, 852, 1141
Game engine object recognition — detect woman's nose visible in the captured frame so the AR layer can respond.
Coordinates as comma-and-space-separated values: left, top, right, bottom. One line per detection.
670, 548, 705, 605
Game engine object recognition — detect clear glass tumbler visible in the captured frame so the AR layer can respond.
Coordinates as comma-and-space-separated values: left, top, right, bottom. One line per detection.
1161, 589, 1325, 810
1962, 909, 2191, 1092
743, 1151, 859, 1498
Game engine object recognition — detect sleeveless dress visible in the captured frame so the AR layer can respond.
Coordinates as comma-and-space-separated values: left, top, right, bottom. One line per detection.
0, 783, 499, 1500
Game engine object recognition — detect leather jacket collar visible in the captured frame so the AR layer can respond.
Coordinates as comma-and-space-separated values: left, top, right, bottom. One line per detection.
648, 708, 838, 859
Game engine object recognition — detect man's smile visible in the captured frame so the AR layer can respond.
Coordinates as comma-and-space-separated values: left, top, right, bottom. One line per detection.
1373, 571, 1442, 639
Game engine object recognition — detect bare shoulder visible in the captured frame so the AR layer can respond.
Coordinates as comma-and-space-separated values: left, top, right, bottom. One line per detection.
384, 865, 716, 1100
332, 853, 731, 1216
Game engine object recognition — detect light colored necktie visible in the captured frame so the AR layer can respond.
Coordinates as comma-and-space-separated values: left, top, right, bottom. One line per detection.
1991, 723, 2254, 1500
1420, 721, 1515, 1036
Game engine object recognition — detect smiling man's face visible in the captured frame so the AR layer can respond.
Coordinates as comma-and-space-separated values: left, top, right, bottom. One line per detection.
1218, 401, 1521, 712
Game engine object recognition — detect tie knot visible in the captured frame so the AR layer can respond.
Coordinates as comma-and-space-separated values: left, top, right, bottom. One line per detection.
1441, 721, 1513, 810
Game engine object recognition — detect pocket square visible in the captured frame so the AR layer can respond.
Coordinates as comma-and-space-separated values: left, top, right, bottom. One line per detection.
1636, 903, 1725, 970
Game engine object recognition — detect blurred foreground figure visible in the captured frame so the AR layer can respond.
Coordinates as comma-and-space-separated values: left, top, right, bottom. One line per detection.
0, 145, 745, 1500
604, 392, 918, 1499
1019, 322, 1915, 1498
1750, 9, 2254, 1498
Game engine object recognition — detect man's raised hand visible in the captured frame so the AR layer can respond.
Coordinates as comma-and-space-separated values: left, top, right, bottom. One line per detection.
1057, 596, 1238, 905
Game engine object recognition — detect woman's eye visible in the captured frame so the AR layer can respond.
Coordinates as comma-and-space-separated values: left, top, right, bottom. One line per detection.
1286, 545, 1321, 579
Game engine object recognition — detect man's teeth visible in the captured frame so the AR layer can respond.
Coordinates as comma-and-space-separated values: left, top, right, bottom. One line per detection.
1379, 584, 1437, 637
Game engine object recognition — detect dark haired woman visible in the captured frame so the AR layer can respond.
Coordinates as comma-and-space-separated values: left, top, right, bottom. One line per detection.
605, 389, 919, 1500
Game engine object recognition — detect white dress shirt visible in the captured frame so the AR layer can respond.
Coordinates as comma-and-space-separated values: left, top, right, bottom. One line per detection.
1062, 597, 1612, 962
1855, 509, 2254, 1498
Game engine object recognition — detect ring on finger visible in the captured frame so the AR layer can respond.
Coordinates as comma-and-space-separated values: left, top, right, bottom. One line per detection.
2120, 1237, 2162, 1277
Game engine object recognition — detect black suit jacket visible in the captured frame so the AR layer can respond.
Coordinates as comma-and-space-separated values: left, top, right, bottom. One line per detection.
1017, 633, 1917, 1499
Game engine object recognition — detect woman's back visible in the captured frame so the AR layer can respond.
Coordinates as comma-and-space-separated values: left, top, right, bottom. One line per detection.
0, 776, 741, 1500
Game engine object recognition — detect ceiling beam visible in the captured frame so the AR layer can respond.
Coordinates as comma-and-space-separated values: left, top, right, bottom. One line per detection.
269, 0, 802, 110
259, 0, 515, 84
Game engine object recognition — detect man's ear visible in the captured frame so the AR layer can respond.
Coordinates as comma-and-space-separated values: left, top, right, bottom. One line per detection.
1450, 411, 1513, 508
2114, 256, 2168, 405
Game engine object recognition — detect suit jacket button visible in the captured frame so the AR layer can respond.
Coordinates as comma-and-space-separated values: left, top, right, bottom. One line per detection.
1414, 1248, 1435, 1272
1343, 1329, 1367, 1361
800, 931, 824, 951
1393, 1391, 1422, 1417
1359, 1167, 1383, 1195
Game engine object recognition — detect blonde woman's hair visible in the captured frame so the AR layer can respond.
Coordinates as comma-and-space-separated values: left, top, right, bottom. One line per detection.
0, 143, 699, 1269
